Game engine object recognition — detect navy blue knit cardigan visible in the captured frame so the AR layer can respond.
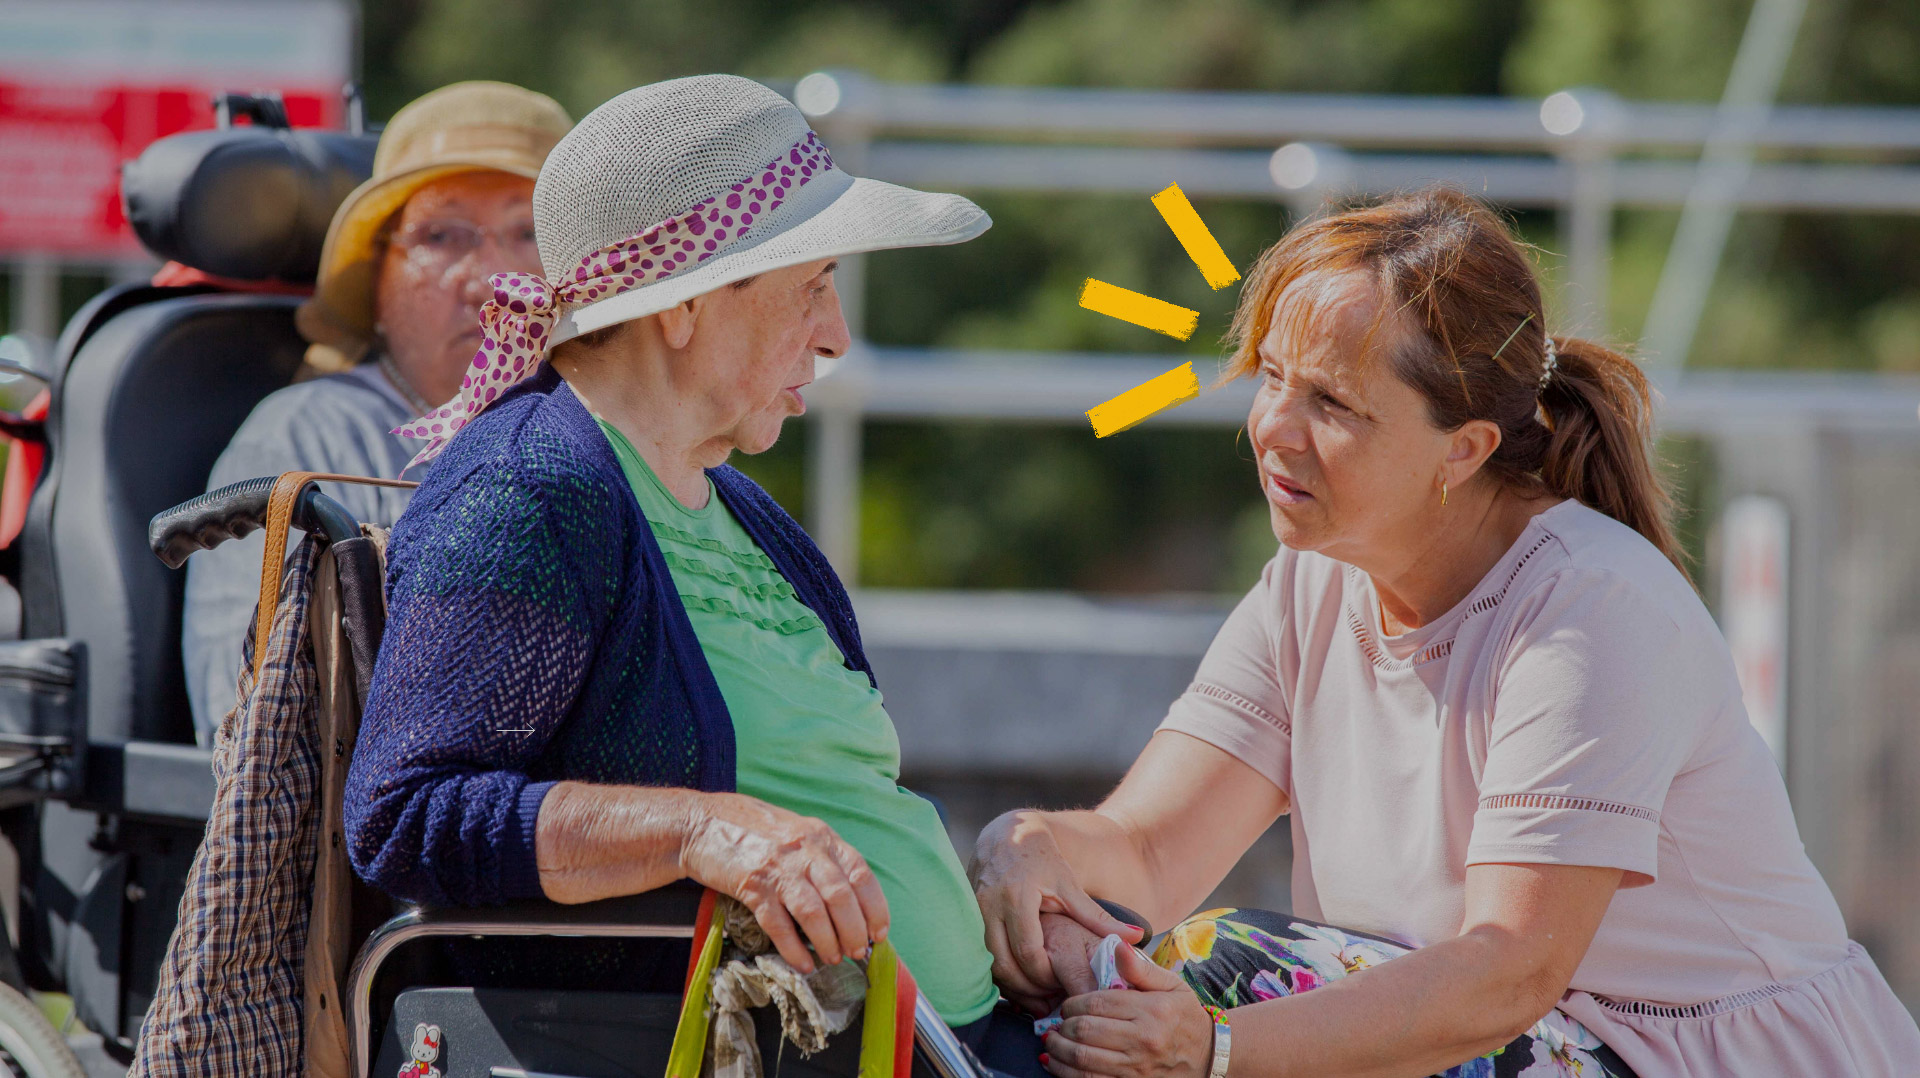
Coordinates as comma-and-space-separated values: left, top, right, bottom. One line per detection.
343, 363, 874, 907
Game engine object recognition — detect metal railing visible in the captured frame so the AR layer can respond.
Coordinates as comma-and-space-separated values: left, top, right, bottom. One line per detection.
816, 347, 1920, 432
786, 72, 1920, 578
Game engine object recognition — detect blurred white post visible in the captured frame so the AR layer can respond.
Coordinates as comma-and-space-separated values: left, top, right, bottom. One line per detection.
1641, 0, 1810, 376
1564, 163, 1611, 335
1542, 90, 1623, 337
8, 256, 58, 342
798, 71, 874, 580
809, 407, 864, 581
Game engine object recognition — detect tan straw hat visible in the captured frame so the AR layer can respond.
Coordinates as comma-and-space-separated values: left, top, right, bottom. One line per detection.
296, 81, 572, 371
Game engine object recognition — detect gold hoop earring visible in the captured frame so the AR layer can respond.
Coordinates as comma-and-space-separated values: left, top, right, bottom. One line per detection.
1441, 480, 1449, 507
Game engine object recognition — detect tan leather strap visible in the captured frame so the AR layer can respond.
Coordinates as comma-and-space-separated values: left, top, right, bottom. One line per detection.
250, 472, 418, 682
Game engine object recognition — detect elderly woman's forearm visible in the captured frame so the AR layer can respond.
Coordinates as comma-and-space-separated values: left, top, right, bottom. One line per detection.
538, 783, 892, 972
534, 781, 707, 903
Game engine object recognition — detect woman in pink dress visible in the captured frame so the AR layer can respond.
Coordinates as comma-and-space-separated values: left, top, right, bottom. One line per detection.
971, 187, 1920, 1077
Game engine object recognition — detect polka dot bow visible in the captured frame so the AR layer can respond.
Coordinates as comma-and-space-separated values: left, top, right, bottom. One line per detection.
392, 131, 836, 471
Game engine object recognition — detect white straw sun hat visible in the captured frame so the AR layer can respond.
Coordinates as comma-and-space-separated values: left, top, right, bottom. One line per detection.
394, 73, 989, 468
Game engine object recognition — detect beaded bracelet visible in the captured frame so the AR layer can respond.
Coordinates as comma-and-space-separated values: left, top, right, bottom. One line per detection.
1201, 1005, 1231, 1078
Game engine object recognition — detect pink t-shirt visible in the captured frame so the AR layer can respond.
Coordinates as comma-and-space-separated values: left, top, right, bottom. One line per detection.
1160, 500, 1920, 1075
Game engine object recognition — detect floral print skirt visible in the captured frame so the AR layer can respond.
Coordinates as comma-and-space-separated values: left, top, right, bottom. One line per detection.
1151, 908, 1638, 1078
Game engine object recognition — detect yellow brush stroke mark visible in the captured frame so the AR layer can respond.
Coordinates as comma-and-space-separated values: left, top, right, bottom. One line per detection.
1078, 279, 1199, 341
1087, 362, 1202, 438
1151, 183, 1241, 290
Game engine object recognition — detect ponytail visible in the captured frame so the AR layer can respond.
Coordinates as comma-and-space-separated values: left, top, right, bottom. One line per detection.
1538, 336, 1688, 579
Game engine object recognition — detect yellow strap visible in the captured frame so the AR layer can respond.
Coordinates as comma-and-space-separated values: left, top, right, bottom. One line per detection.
247, 471, 417, 682
663, 913, 903, 1078
664, 914, 726, 1078
859, 939, 900, 1078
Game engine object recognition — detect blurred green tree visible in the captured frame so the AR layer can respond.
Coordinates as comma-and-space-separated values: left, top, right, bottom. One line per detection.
357, 0, 1920, 594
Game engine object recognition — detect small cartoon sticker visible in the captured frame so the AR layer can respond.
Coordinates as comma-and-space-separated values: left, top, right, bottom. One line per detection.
398, 1022, 441, 1078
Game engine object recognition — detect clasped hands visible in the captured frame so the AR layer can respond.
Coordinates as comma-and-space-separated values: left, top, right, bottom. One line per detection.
973, 819, 1214, 1078
1022, 914, 1214, 1078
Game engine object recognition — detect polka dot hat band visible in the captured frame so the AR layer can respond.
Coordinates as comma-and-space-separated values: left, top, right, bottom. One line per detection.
391, 131, 835, 471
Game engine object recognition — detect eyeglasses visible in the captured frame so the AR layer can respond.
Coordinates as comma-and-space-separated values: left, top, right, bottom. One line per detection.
387, 219, 540, 267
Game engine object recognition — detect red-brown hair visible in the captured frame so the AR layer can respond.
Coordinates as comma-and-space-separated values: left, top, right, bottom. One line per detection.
1228, 187, 1685, 576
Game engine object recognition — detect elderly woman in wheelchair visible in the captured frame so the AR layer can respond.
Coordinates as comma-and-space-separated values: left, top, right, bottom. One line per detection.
342, 76, 1086, 1078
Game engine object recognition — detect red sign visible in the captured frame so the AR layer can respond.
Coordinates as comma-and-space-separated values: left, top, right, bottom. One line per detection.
0, 81, 335, 256
0, 0, 352, 258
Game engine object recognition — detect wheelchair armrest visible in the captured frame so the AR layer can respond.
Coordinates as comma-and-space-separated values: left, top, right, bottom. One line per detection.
400, 881, 708, 932
347, 879, 989, 1078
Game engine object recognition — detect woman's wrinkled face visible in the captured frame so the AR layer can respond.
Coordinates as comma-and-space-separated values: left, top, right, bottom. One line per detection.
679, 258, 850, 456
375, 171, 540, 403
1247, 271, 1454, 563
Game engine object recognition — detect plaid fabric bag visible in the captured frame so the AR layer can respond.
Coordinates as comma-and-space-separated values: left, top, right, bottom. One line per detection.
130, 537, 326, 1077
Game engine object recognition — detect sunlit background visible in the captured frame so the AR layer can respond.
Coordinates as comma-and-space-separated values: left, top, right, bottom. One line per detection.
4, 0, 1919, 1033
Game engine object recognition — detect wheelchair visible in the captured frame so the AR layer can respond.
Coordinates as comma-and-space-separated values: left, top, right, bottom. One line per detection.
0, 95, 992, 1078
147, 476, 984, 1078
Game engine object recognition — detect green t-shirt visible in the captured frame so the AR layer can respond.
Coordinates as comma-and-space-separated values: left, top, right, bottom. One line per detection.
598, 420, 997, 1025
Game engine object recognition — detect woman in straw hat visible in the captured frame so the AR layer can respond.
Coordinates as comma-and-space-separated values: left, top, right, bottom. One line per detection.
343, 75, 1074, 1073
182, 80, 570, 742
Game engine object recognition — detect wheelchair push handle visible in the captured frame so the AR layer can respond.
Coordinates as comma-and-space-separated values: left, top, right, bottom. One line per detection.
149, 475, 363, 568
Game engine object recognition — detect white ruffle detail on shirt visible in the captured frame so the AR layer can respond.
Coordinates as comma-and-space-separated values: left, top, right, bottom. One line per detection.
1560, 942, 1920, 1077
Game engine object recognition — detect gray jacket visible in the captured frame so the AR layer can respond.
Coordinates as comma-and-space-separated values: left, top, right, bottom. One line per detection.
182, 362, 422, 742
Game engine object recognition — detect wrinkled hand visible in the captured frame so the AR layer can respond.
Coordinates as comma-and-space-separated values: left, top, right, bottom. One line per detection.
1044, 945, 1212, 1078
1000, 913, 1105, 1017
971, 812, 1143, 1014
1045, 914, 1106, 996
680, 792, 889, 973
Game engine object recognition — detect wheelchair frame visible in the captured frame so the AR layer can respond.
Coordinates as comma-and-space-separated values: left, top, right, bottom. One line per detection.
346, 898, 982, 1078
